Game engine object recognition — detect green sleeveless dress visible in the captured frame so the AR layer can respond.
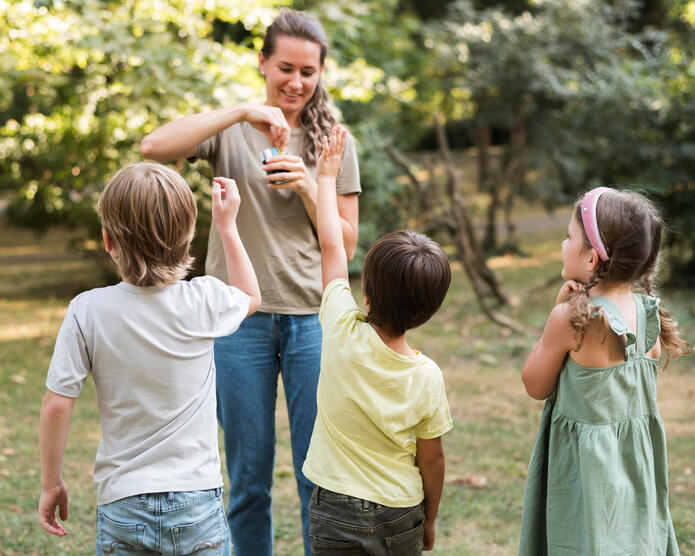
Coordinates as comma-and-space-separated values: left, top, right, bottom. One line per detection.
519, 294, 680, 555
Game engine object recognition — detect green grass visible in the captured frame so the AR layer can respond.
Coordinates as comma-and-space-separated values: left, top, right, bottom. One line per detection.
1, 217, 693, 555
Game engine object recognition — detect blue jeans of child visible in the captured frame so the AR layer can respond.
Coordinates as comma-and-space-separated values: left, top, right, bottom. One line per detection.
96, 488, 230, 556
308, 487, 426, 555
215, 311, 322, 556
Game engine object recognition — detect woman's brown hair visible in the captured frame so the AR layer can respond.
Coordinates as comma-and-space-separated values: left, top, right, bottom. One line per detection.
261, 8, 337, 166
567, 188, 690, 361
98, 163, 197, 288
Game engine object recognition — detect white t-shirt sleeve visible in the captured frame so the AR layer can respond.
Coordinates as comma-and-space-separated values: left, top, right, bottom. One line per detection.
191, 276, 250, 337
46, 299, 91, 398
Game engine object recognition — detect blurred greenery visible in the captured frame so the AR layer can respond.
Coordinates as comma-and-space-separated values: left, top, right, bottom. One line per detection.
1, 0, 694, 277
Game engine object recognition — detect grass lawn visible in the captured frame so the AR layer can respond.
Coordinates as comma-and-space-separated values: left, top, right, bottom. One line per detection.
1, 215, 693, 555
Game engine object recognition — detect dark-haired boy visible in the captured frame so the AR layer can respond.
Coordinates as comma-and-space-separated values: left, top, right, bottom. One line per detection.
302, 128, 453, 554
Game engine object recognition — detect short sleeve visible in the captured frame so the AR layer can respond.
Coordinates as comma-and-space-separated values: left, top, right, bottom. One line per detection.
215, 284, 250, 336
335, 133, 361, 196
190, 276, 249, 337
413, 365, 453, 439
46, 300, 92, 398
319, 278, 361, 332
188, 132, 220, 164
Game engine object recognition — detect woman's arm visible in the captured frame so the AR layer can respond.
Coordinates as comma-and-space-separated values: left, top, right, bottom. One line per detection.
521, 303, 575, 400
140, 104, 290, 162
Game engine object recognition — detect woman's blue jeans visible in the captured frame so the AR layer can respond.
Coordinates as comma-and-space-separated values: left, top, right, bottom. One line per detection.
215, 311, 321, 556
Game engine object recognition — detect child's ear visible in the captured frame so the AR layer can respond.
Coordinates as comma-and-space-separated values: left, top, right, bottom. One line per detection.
102, 227, 112, 252
586, 248, 601, 273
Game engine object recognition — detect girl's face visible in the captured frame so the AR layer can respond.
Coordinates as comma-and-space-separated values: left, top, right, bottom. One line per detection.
259, 35, 323, 126
561, 213, 594, 282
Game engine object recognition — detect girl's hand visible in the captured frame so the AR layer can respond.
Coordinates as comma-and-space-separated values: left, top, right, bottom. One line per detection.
263, 154, 318, 200
211, 177, 241, 235
242, 104, 290, 151
556, 280, 583, 304
317, 126, 347, 181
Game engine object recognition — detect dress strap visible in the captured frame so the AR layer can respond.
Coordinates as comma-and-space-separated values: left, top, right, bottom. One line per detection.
589, 297, 637, 358
633, 294, 647, 357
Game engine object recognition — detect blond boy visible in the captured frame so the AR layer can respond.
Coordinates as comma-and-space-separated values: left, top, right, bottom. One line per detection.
39, 162, 260, 555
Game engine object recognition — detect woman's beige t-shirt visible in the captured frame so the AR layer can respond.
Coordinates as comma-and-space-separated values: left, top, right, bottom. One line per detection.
194, 122, 361, 314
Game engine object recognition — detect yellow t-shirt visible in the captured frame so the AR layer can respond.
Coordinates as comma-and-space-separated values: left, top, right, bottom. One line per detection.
302, 278, 453, 507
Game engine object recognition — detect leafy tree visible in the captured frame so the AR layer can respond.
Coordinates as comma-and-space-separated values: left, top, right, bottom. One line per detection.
0, 0, 384, 275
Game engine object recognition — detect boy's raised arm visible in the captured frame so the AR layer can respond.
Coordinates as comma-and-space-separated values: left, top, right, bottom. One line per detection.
39, 390, 76, 537
211, 177, 262, 316
316, 127, 349, 289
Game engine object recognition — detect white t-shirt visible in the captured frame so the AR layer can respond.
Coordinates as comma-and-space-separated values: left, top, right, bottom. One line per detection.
46, 276, 249, 504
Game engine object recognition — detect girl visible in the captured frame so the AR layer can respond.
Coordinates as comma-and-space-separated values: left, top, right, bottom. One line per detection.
519, 187, 690, 555
140, 9, 361, 556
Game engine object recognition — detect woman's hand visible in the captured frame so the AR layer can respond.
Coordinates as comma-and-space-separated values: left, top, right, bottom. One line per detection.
556, 280, 584, 305
242, 104, 291, 151
262, 154, 318, 201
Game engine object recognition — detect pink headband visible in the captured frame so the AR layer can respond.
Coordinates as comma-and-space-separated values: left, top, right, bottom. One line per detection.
580, 187, 611, 261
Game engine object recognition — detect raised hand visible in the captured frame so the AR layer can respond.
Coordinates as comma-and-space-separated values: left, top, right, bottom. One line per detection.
317, 126, 347, 182
211, 177, 241, 235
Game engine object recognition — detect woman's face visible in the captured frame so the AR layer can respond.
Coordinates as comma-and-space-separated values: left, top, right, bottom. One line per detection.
259, 35, 323, 125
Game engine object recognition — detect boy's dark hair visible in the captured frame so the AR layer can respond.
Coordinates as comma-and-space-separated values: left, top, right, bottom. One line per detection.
362, 230, 451, 337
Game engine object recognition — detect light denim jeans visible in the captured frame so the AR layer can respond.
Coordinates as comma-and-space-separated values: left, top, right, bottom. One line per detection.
96, 488, 230, 556
308, 487, 425, 555
215, 311, 322, 556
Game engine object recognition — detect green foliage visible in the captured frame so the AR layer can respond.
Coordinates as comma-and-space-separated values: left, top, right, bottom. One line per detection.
2, 0, 694, 279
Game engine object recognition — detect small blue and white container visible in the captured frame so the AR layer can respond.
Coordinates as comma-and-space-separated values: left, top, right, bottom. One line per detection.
260, 147, 288, 183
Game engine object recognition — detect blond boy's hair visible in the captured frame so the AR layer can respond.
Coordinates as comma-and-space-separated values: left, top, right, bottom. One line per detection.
97, 162, 197, 288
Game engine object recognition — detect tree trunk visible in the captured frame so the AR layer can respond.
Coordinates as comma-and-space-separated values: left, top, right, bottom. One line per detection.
476, 123, 499, 252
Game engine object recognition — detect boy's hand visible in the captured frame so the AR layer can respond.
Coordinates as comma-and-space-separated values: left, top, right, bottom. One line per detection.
39, 480, 69, 536
423, 519, 436, 551
316, 126, 347, 182
211, 177, 241, 235
555, 280, 583, 305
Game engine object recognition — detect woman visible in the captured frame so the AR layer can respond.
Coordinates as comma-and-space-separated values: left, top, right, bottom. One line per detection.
140, 9, 360, 556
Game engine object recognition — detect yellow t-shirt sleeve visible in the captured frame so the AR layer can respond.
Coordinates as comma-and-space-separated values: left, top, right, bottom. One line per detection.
319, 278, 360, 331
413, 367, 453, 439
